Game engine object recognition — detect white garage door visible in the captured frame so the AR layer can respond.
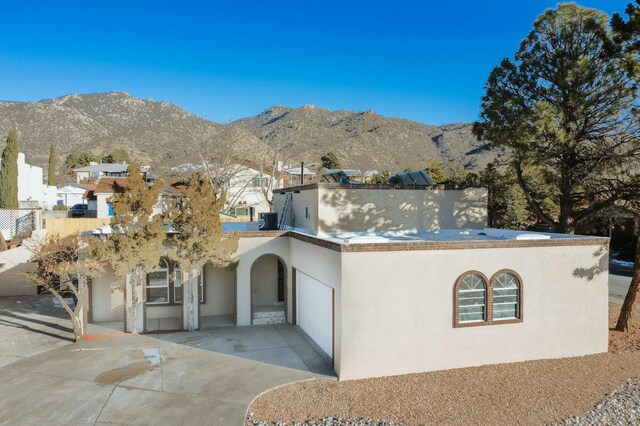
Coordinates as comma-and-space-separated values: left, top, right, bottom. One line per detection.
296, 271, 333, 358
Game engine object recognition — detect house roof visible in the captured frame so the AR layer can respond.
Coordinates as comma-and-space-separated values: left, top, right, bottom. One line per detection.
82, 177, 128, 199
57, 185, 91, 194
162, 177, 189, 197
73, 163, 129, 173
284, 167, 315, 176
170, 159, 282, 179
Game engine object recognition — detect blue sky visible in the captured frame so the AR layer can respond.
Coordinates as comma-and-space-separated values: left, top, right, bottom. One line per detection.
0, 1, 631, 125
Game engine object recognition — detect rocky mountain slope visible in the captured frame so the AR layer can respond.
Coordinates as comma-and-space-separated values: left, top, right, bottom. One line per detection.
0, 91, 492, 177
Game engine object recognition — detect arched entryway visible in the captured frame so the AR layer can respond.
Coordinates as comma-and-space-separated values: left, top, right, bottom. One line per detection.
250, 254, 287, 325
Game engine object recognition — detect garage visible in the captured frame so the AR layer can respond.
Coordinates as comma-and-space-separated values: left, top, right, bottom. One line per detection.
295, 270, 334, 360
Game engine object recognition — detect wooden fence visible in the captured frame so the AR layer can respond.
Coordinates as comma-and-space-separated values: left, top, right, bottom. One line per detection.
43, 218, 112, 238
44, 216, 251, 238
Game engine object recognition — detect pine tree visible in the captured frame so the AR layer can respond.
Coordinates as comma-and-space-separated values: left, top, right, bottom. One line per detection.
163, 173, 239, 330
92, 163, 165, 333
320, 152, 340, 170
48, 144, 56, 186
473, 4, 640, 234
0, 131, 19, 209
610, 1, 640, 332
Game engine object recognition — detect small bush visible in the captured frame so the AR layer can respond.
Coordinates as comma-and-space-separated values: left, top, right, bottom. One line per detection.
53, 205, 69, 211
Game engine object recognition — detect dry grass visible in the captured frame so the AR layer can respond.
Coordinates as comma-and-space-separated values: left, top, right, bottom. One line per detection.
247, 304, 640, 426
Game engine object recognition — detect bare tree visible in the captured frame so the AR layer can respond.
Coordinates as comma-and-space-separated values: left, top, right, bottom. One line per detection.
258, 142, 291, 210
28, 235, 102, 340
163, 174, 238, 330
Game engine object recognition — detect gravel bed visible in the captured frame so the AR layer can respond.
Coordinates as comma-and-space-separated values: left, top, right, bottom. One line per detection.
553, 375, 640, 425
247, 417, 403, 426
247, 304, 640, 426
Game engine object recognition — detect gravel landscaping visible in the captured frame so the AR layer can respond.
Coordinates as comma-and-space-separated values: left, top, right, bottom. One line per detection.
247, 304, 640, 426
553, 374, 640, 425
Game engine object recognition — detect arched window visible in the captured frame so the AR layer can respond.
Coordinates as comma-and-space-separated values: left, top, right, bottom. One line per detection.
457, 273, 487, 324
492, 272, 520, 320
173, 263, 182, 303
147, 259, 169, 304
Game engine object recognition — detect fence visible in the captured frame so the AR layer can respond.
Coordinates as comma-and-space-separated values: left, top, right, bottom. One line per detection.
0, 209, 42, 241
43, 215, 251, 239
43, 218, 112, 238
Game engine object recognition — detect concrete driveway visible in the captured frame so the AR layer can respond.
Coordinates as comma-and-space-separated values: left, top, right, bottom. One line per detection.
0, 295, 334, 425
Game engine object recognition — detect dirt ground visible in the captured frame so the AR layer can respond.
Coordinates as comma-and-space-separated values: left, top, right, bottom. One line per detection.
246, 304, 640, 426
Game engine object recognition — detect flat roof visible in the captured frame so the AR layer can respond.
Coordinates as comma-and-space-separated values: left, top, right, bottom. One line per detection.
84, 223, 607, 252
74, 163, 128, 173
275, 182, 484, 193
283, 227, 599, 243
220, 223, 607, 251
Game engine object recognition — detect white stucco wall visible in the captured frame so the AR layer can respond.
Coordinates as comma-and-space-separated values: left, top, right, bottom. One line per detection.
318, 187, 488, 233
96, 193, 112, 218
200, 265, 235, 317
273, 186, 488, 234
146, 305, 181, 320
0, 153, 57, 209
288, 237, 343, 373
235, 235, 291, 325
337, 243, 609, 380
91, 268, 124, 323
252, 255, 279, 306
0, 247, 37, 297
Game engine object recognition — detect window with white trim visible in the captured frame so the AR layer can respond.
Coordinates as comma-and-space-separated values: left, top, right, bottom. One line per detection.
147, 259, 169, 304
492, 272, 520, 320
457, 274, 487, 324
250, 177, 269, 187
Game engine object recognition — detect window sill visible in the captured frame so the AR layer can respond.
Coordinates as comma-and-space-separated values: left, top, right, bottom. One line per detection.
146, 302, 182, 307
454, 318, 523, 328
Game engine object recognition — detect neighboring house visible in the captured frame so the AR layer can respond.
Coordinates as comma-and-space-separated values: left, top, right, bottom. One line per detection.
82, 178, 127, 218
73, 163, 128, 183
0, 152, 57, 209
282, 166, 315, 187
169, 160, 283, 217
87, 181, 608, 381
222, 161, 283, 217
57, 185, 89, 207
73, 163, 150, 184
84, 177, 167, 218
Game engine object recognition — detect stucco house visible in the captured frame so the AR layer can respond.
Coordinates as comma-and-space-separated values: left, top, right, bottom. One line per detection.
73, 163, 129, 183
222, 161, 283, 218
81, 178, 125, 218
57, 184, 89, 207
86, 182, 609, 380
73, 163, 150, 184
0, 152, 58, 209
170, 160, 282, 218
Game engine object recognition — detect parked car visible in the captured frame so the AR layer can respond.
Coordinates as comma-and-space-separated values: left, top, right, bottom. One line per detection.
69, 204, 89, 218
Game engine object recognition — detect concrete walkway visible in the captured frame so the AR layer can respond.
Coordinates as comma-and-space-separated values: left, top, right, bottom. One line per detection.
155, 324, 335, 376
0, 295, 334, 425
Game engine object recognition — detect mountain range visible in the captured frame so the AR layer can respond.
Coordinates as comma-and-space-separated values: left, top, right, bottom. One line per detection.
0, 91, 492, 179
